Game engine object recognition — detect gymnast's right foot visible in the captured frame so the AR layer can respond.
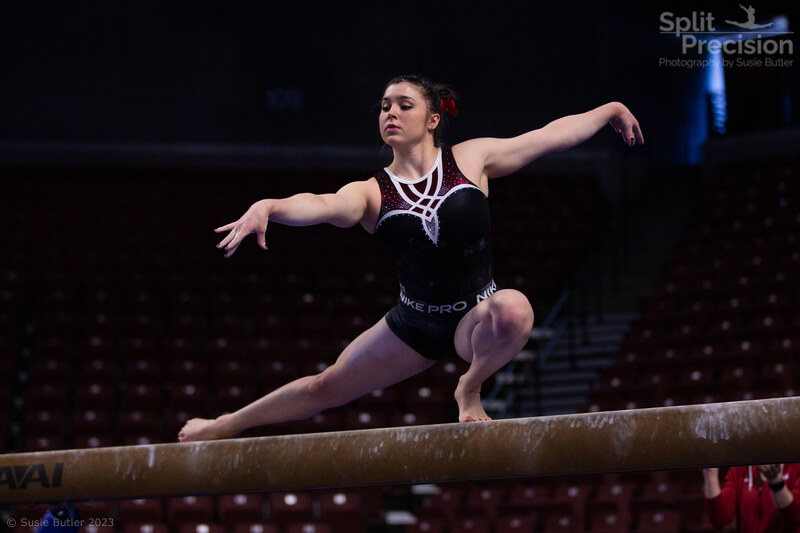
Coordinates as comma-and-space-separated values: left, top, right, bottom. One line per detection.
178, 414, 238, 442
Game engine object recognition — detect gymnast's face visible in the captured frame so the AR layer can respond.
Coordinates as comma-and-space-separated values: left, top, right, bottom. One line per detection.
379, 82, 440, 147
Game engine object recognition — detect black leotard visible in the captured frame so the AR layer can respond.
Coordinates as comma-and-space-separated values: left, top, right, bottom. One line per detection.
374, 145, 496, 360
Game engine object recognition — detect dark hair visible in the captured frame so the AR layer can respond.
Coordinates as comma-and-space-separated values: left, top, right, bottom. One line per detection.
384, 74, 457, 147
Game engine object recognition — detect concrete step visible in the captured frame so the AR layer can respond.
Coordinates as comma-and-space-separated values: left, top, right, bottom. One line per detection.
542, 357, 617, 372
550, 338, 622, 349
537, 369, 598, 385
522, 382, 591, 397
548, 342, 622, 358
575, 311, 639, 325
518, 398, 583, 415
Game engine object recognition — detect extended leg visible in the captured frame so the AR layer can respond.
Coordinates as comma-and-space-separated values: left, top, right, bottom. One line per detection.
178, 317, 435, 441
453, 289, 534, 422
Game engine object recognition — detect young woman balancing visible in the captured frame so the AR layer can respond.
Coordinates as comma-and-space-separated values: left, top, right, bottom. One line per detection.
178, 75, 644, 442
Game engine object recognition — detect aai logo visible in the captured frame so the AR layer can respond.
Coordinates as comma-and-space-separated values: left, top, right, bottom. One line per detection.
0, 463, 64, 490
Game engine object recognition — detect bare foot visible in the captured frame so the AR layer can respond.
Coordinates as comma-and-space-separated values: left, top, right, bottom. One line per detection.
454, 380, 492, 423
178, 414, 238, 442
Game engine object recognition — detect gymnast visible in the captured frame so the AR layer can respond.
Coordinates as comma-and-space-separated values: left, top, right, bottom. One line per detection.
178, 74, 643, 441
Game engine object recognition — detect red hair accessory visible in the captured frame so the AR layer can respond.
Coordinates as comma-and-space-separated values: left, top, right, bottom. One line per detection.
441, 98, 458, 117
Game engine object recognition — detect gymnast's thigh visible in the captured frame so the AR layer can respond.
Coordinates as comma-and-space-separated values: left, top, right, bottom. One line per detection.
321, 315, 436, 397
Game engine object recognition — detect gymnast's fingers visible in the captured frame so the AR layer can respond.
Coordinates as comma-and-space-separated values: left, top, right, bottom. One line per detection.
224, 240, 242, 258
256, 225, 268, 250
225, 227, 248, 251
217, 228, 238, 249
215, 221, 236, 233
633, 123, 645, 145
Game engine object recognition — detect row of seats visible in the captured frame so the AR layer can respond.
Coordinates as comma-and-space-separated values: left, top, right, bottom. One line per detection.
587, 154, 799, 421
13, 472, 710, 532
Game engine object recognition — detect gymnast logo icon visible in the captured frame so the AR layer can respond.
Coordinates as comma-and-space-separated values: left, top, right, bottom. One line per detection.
725, 4, 774, 30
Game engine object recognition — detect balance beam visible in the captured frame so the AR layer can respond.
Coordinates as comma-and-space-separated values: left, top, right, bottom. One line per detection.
2, 397, 800, 504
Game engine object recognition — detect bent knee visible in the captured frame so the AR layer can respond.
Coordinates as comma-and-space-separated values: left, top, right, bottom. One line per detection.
489, 290, 534, 338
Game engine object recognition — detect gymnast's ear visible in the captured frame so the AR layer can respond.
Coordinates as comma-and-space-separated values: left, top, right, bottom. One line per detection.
428, 112, 441, 132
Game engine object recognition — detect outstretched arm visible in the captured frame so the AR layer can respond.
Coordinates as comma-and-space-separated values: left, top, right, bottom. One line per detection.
215, 180, 371, 258
457, 102, 644, 180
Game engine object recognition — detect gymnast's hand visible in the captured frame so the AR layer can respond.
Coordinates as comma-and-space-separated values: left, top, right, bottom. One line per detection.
215, 200, 270, 258
608, 103, 645, 148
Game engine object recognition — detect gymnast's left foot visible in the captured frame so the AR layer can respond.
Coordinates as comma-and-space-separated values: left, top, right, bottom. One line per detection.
455, 380, 492, 422
178, 414, 238, 442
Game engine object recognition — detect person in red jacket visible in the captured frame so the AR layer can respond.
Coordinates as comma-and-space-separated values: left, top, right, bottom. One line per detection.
703, 464, 800, 532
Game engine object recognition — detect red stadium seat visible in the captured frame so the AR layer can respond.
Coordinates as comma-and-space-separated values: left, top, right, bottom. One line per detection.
587, 510, 631, 533
122, 383, 163, 411
24, 409, 66, 436
121, 336, 159, 360
319, 491, 363, 533
73, 501, 113, 520
72, 408, 114, 436
218, 494, 264, 527
170, 382, 210, 411
495, 515, 537, 533
634, 480, 684, 515
78, 526, 115, 533
121, 434, 162, 446
268, 492, 315, 527
73, 435, 114, 449
178, 525, 226, 533
550, 481, 592, 522
449, 516, 490, 533
592, 480, 636, 514
356, 387, 399, 410
635, 509, 680, 533
405, 519, 445, 533
33, 356, 71, 380
26, 382, 68, 409
212, 359, 255, 386
542, 511, 578, 532
23, 434, 65, 452
259, 358, 299, 391
172, 312, 208, 337
117, 409, 159, 437
118, 498, 165, 523
390, 411, 436, 427
416, 485, 466, 523
122, 524, 169, 533
78, 356, 117, 382
345, 410, 386, 430
210, 315, 247, 338
216, 384, 257, 412
74, 382, 116, 410
295, 411, 344, 434
168, 359, 209, 385
163, 337, 202, 361
166, 496, 215, 525
461, 485, 505, 520
124, 356, 163, 382
498, 481, 554, 517
83, 335, 115, 361
284, 524, 331, 533
232, 525, 279, 533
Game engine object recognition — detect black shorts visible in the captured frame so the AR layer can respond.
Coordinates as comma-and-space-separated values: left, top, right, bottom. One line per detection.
384, 279, 497, 361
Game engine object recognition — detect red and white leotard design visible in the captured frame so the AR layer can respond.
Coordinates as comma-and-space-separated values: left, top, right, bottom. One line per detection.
375, 147, 483, 245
